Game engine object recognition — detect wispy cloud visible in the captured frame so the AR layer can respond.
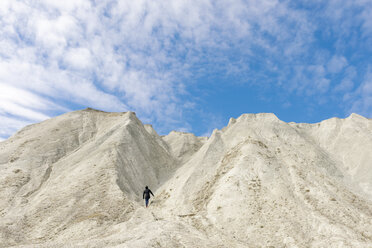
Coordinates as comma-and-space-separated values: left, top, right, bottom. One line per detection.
349, 65, 372, 117
0, 115, 32, 140
327, 56, 348, 74
0, 0, 371, 139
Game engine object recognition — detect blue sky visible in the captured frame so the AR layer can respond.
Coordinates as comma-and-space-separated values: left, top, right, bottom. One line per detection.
0, 0, 371, 140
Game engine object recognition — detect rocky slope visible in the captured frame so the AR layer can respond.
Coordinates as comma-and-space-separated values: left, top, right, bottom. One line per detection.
0, 109, 371, 247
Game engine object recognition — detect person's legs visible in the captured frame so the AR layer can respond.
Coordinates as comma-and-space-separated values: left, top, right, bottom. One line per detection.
145, 198, 149, 207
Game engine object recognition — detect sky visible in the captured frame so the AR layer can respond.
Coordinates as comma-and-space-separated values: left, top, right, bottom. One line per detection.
0, 0, 371, 140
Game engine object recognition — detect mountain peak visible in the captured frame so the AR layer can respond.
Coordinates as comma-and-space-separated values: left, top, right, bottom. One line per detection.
237, 112, 280, 122
347, 112, 367, 120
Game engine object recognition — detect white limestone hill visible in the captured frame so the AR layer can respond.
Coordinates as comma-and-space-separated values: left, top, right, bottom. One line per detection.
162, 131, 207, 164
0, 109, 371, 247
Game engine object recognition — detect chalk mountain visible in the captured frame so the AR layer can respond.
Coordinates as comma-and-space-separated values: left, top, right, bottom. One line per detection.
0, 108, 371, 247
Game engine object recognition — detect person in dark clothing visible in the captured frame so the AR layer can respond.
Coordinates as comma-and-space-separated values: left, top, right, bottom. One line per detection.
143, 186, 154, 208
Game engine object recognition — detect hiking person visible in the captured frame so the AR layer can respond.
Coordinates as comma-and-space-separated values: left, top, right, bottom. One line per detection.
143, 186, 154, 208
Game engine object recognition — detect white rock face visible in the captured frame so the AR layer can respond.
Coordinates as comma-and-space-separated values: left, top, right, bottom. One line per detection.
0, 109, 371, 247
290, 113, 372, 198
162, 131, 207, 164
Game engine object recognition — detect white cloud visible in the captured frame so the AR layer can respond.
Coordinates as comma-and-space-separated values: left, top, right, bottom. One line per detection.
0, 84, 60, 110
0, 100, 49, 121
0, 0, 370, 138
0, 84, 61, 124
315, 78, 331, 94
349, 65, 372, 117
0, 115, 32, 138
64, 47, 93, 70
334, 66, 356, 92
39, 0, 90, 12
327, 56, 348, 74
356, 0, 372, 37
289, 64, 331, 96
335, 79, 354, 92
34, 15, 76, 47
